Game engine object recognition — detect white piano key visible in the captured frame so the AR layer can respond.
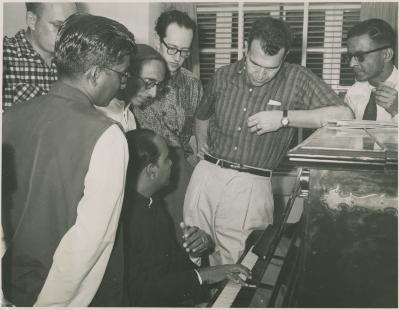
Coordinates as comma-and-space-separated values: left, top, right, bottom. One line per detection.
212, 246, 258, 307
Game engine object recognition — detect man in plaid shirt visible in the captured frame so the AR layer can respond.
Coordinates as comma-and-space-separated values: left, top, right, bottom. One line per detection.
2, 3, 77, 110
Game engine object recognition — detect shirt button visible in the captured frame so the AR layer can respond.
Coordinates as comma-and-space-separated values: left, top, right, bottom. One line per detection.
243, 108, 247, 112
234, 146, 238, 150
249, 88, 253, 92
238, 127, 241, 131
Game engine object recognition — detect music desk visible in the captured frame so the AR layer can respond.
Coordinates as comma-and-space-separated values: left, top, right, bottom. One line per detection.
288, 124, 397, 307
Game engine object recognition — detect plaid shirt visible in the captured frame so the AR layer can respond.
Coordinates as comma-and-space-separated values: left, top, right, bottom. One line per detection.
3, 30, 58, 110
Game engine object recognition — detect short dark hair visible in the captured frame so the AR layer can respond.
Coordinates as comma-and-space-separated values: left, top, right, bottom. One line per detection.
155, 10, 196, 39
54, 13, 136, 78
125, 129, 160, 187
248, 17, 292, 55
117, 44, 169, 101
25, 2, 42, 15
347, 18, 396, 49
129, 44, 167, 77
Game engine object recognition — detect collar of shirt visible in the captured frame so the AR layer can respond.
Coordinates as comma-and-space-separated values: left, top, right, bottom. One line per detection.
132, 190, 154, 208
14, 30, 55, 68
169, 67, 185, 88
374, 66, 398, 89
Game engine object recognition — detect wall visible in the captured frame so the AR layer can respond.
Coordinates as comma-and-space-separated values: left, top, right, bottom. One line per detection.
2, 2, 152, 44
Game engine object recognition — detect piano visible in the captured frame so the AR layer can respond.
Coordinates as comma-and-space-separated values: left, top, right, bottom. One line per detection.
209, 170, 304, 308
209, 123, 397, 308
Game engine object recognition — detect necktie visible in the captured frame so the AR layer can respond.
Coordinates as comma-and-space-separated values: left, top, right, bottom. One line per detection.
362, 91, 377, 120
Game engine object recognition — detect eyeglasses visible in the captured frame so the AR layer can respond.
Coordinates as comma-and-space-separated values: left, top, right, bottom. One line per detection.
345, 45, 391, 63
161, 38, 191, 58
103, 67, 130, 83
132, 74, 163, 90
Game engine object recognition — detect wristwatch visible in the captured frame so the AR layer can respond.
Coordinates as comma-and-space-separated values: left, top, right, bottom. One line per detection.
281, 109, 289, 127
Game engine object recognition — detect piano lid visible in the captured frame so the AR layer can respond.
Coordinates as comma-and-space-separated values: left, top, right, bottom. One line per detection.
288, 124, 398, 170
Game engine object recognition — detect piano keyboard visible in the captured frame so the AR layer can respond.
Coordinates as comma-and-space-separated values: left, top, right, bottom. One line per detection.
212, 246, 259, 308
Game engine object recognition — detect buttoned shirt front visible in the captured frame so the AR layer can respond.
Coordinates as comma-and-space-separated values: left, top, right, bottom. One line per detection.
345, 66, 398, 123
3, 30, 58, 110
196, 59, 344, 170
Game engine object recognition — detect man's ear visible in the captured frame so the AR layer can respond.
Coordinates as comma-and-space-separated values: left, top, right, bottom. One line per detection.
86, 66, 102, 86
146, 163, 158, 180
384, 48, 394, 63
154, 32, 161, 51
26, 11, 38, 31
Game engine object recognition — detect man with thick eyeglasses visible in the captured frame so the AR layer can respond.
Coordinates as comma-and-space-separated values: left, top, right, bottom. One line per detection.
133, 10, 204, 245
3, 2, 77, 110
345, 19, 397, 122
183, 17, 353, 267
2, 14, 136, 306
95, 44, 167, 134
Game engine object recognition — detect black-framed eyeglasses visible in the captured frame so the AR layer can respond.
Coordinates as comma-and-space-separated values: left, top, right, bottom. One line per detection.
132, 74, 163, 90
161, 38, 191, 58
345, 45, 391, 63
103, 67, 131, 82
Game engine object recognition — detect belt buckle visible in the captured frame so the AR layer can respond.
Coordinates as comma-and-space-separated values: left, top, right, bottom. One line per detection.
229, 163, 242, 169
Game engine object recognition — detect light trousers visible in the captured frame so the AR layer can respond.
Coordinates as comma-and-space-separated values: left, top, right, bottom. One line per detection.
183, 160, 274, 265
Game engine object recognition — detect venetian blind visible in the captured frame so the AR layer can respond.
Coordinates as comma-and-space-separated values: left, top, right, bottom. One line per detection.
196, 2, 361, 96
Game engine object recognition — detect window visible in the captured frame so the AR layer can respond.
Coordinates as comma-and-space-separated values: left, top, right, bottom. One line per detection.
196, 2, 361, 96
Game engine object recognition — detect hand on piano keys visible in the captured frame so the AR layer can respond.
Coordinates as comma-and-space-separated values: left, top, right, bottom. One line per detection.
197, 264, 252, 286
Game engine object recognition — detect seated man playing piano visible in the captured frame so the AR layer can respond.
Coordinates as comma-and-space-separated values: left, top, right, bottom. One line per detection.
121, 128, 252, 307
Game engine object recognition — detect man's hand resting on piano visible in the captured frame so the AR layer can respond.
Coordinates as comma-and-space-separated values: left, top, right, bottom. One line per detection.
181, 222, 215, 257
198, 264, 252, 285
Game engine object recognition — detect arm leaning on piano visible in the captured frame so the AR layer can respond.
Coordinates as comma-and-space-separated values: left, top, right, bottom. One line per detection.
248, 105, 354, 135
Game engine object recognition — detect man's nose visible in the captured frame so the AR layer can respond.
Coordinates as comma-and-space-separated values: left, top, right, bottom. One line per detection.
349, 56, 359, 67
173, 52, 181, 62
147, 86, 157, 98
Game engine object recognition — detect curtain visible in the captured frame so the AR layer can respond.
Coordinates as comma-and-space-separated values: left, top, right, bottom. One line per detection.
360, 2, 398, 30
160, 2, 201, 78
360, 2, 398, 66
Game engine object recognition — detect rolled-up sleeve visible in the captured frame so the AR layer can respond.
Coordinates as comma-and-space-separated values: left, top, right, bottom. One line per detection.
34, 125, 128, 307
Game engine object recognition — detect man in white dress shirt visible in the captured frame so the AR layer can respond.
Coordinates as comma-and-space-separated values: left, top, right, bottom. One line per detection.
345, 19, 397, 122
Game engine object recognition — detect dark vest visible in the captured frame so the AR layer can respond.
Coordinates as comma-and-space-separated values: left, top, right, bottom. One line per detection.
2, 82, 116, 306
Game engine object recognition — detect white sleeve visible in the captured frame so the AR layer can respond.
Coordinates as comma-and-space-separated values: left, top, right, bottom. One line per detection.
34, 125, 128, 307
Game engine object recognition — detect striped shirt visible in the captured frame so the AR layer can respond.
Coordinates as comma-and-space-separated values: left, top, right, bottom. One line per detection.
196, 59, 344, 170
3, 30, 58, 110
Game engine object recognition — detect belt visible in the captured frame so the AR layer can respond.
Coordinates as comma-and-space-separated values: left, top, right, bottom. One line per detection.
204, 154, 271, 178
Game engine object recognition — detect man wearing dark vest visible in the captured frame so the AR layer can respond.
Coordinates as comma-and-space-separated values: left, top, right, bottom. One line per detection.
345, 19, 397, 122
2, 13, 136, 306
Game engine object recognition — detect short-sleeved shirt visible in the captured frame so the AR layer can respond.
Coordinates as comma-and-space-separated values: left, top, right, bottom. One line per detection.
3, 30, 58, 110
133, 67, 203, 157
196, 59, 344, 170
